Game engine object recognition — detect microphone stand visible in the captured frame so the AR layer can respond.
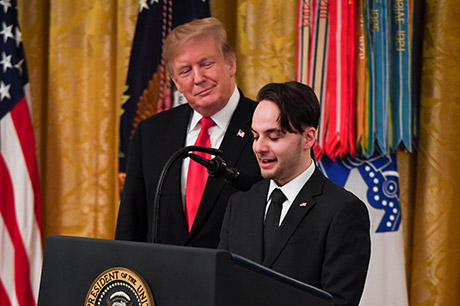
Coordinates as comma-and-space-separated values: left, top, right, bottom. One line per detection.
152, 146, 222, 243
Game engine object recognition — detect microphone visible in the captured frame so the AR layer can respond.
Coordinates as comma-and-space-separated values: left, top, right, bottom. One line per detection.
152, 145, 222, 243
188, 154, 238, 180
188, 153, 253, 191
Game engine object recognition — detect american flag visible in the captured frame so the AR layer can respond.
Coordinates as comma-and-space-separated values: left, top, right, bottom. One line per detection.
0, 1, 43, 306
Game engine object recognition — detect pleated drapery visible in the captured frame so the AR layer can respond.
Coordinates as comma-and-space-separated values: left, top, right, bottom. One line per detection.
18, 0, 138, 239
17, 0, 460, 305
408, 1, 460, 304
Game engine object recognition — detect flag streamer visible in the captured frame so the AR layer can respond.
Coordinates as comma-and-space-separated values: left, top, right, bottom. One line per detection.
297, 0, 416, 159
390, 0, 412, 151
297, 1, 415, 304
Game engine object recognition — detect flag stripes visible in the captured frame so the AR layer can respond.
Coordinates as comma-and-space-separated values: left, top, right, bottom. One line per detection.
0, 272, 13, 306
0, 1, 43, 305
8, 95, 42, 230
0, 154, 35, 306
0, 166, 19, 306
1, 103, 42, 305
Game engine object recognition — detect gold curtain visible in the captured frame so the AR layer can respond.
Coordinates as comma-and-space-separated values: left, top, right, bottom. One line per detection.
17, 0, 460, 304
18, 0, 138, 239
211, 0, 298, 99
408, 0, 460, 305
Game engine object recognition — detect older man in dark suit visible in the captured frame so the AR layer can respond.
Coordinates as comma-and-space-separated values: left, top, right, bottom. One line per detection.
219, 82, 371, 306
115, 17, 261, 248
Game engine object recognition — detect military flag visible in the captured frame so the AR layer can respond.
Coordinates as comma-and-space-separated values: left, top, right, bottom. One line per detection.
119, 0, 210, 177
318, 155, 409, 306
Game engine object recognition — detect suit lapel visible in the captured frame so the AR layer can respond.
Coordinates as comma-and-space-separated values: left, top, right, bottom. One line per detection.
188, 96, 254, 238
218, 95, 254, 168
161, 105, 192, 235
262, 168, 326, 267
249, 181, 270, 263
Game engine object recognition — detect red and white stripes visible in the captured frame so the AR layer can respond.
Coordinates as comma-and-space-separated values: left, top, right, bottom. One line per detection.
0, 87, 42, 306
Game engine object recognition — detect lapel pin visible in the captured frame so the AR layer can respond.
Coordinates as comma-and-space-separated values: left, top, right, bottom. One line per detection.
236, 129, 245, 138
299, 202, 308, 207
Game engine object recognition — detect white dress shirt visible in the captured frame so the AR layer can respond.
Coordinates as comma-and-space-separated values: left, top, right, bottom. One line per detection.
265, 160, 316, 225
180, 86, 240, 207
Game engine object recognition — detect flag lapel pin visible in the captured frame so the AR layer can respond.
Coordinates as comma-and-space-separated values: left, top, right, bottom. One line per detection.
236, 129, 245, 138
299, 202, 308, 207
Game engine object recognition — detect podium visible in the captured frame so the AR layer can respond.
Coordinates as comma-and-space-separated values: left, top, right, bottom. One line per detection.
38, 236, 333, 306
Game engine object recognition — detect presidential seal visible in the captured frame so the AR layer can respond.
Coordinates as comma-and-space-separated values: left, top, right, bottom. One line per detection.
84, 267, 154, 306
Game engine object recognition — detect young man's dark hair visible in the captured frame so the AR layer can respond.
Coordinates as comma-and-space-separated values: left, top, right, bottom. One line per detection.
256, 81, 320, 134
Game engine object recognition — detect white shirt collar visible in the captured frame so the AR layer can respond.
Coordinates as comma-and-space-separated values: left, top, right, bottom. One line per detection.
267, 160, 316, 204
188, 86, 239, 132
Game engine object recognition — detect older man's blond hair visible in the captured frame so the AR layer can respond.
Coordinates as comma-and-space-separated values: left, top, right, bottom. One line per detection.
163, 17, 234, 75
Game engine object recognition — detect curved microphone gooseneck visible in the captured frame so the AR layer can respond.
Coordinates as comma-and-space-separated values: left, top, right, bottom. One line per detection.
152, 146, 222, 243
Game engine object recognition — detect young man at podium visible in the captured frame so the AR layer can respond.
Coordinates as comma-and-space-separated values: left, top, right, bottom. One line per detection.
219, 82, 371, 306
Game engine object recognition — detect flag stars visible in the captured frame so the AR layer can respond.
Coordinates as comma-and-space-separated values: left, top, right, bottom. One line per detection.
1, 51, 12, 72
15, 58, 23, 75
0, 0, 12, 13
0, 80, 11, 101
139, 0, 149, 12
1, 22, 14, 43
139, 0, 159, 12
15, 27, 22, 46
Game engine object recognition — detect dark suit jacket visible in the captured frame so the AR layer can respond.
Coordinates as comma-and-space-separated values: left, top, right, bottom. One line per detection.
219, 168, 371, 306
115, 94, 262, 248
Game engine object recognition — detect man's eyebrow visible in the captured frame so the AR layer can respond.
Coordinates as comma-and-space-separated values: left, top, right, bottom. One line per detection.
251, 128, 283, 134
176, 64, 190, 71
176, 56, 212, 70
199, 56, 212, 63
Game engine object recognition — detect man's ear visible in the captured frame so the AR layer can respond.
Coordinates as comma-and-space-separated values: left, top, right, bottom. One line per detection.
303, 127, 317, 150
171, 75, 182, 93
226, 53, 237, 77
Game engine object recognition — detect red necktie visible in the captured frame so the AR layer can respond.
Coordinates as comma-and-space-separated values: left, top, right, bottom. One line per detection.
185, 117, 215, 232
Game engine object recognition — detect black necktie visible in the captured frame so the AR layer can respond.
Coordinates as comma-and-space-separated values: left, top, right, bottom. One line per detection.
264, 188, 286, 256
